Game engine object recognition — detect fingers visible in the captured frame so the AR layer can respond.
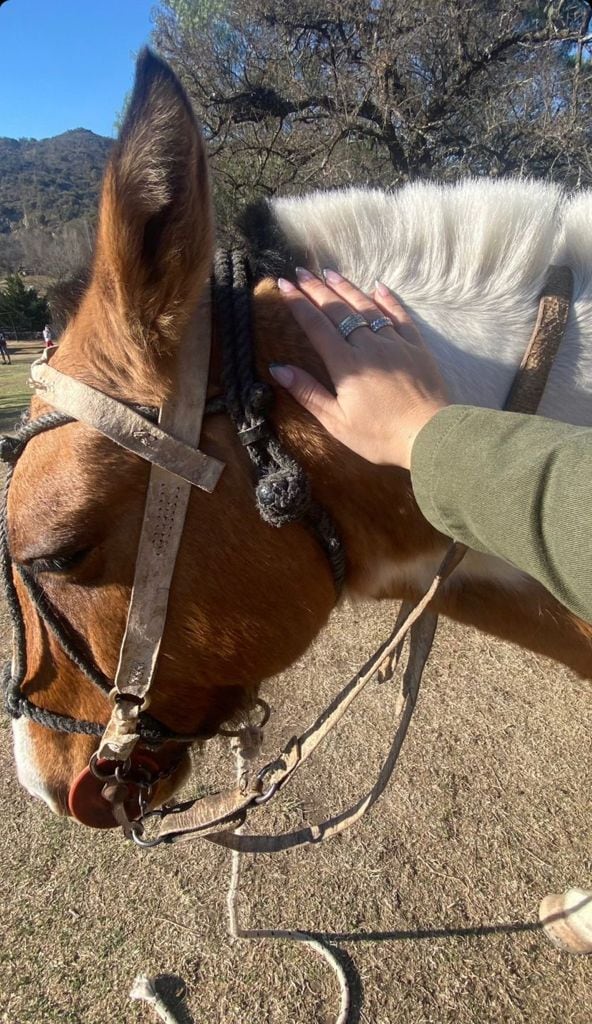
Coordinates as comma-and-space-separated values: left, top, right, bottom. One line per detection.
269, 363, 339, 428
296, 268, 394, 338
373, 282, 424, 346
277, 278, 355, 376
278, 269, 426, 362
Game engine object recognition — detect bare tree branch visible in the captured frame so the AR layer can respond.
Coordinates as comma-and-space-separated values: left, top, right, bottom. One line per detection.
152, 0, 592, 231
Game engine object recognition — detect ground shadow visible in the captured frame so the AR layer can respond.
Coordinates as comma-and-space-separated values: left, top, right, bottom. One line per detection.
324, 943, 363, 1024
153, 974, 195, 1024
310, 917, 543, 944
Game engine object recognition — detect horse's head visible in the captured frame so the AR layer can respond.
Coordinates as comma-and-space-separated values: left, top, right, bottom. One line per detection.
3, 51, 338, 821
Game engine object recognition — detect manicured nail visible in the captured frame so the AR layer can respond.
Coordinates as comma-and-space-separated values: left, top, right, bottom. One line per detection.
375, 280, 390, 297
295, 267, 315, 282
323, 268, 344, 286
269, 363, 295, 387
277, 277, 295, 293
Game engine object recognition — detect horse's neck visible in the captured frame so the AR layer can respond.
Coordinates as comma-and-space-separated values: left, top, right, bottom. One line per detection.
255, 269, 592, 681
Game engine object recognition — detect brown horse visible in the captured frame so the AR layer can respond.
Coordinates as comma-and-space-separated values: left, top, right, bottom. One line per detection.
4, 50, 592, 821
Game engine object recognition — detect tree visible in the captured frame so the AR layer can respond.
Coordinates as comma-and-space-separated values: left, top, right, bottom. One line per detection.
153, 0, 592, 235
0, 274, 50, 332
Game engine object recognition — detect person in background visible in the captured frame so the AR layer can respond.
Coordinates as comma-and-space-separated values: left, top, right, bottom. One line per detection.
0, 330, 10, 365
43, 324, 55, 349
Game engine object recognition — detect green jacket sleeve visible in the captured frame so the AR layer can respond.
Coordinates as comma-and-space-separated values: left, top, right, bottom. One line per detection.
410, 406, 592, 623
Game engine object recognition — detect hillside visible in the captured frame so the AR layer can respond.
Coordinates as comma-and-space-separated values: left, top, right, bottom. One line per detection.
0, 129, 112, 277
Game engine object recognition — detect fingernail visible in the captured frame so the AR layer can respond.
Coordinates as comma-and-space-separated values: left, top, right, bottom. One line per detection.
269, 363, 295, 387
323, 268, 343, 286
375, 280, 390, 297
277, 277, 295, 293
295, 267, 315, 282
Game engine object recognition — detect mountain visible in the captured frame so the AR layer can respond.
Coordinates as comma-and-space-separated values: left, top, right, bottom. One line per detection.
0, 129, 113, 277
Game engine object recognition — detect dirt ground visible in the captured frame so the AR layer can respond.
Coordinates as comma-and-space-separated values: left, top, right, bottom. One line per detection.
0, 567, 590, 1023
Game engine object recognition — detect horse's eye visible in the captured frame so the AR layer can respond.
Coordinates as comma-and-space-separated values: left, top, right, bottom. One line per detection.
29, 547, 91, 574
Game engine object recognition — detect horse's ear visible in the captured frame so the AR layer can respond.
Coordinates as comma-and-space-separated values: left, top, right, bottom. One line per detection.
93, 48, 213, 347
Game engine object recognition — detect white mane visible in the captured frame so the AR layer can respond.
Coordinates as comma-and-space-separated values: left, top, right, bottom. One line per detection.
271, 180, 592, 424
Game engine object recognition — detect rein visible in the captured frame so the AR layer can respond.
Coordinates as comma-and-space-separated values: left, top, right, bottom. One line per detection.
0, 259, 573, 846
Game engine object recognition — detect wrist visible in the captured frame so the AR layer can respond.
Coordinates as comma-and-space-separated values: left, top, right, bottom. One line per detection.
398, 402, 450, 470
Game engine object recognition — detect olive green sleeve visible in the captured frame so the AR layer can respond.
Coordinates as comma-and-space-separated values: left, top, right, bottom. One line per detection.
410, 406, 592, 623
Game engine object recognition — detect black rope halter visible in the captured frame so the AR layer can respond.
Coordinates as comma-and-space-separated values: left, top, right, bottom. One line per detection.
0, 250, 345, 744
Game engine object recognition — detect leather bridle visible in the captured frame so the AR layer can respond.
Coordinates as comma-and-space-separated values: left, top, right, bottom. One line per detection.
0, 257, 573, 849
0, 249, 345, 828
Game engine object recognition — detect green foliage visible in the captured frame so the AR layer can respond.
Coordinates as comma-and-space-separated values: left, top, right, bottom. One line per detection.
0, 129, 111, 235
0, 273, 50, 331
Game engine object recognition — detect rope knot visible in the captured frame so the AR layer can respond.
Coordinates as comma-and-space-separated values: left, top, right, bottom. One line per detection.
256, 464, 311, 526
245, 381, 273, 417
6, 695, 21, 719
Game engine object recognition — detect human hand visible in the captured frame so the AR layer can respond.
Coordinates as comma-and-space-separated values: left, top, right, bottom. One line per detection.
270, 269, 450, 470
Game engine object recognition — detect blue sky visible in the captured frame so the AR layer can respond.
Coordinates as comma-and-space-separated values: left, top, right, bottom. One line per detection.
0, 0, 155, 140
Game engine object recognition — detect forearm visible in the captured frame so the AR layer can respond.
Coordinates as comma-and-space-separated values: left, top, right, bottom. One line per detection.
411, 406, 592, 622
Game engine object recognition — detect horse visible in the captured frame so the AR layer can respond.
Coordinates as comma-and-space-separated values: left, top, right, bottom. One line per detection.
3, 49, 591, 836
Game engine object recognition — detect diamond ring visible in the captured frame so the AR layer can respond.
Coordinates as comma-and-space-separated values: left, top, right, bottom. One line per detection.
337, 314, 368, 340
369, 317, 394, 333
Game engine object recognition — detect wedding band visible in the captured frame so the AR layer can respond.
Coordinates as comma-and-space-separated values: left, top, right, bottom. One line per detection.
369, 317, 394, 332
337, 314, 367, 339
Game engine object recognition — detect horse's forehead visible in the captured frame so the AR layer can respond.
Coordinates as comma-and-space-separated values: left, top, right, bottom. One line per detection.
7, 418, 143, 561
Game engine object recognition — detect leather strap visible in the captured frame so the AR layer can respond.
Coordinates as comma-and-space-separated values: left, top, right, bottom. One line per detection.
30, 354, 224, 493
203, 609, 439, 852
96, 299, 222, 761
158, 783, 263, 841
504, 265, 573, 414
155, 542, 465, 845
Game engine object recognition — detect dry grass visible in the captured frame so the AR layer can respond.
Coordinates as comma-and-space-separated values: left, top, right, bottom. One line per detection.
0, 578, 590, 1023
0, 341, 44, 434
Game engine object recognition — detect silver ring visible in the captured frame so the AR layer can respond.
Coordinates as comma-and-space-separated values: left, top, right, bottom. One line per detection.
369, 317, 394, 333
337, 314, 367, 340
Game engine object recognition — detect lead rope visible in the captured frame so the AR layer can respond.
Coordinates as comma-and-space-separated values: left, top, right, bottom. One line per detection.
127, 722, 351, 1024
226, 724, 351, 1024
170, 601, 438, 1023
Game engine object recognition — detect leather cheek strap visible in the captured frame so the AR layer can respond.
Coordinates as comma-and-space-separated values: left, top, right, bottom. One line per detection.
29, 302, 224, 762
